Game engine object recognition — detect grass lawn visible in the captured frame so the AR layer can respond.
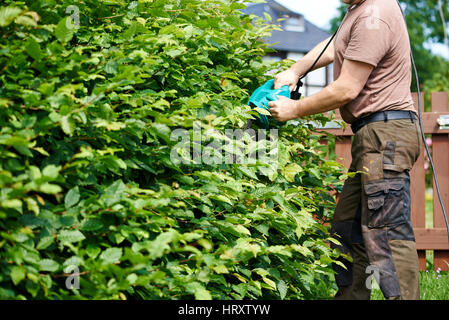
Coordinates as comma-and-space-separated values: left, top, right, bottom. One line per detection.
324, 268, 449, 300
370, 269, 449, 300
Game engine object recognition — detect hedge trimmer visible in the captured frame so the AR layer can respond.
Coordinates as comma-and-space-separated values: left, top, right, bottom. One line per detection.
243, 30, 337, 130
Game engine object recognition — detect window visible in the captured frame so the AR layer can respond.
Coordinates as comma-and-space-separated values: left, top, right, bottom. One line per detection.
286, 52, 304, 61
284, 16, 305, 32
306, 68, 326, 87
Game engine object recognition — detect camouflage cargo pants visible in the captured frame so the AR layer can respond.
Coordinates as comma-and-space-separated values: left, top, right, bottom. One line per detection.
331, 118, 422, 300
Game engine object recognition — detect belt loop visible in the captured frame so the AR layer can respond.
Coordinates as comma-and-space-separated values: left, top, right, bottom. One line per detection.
383, 111, 388, 122
409, 111, 414, 123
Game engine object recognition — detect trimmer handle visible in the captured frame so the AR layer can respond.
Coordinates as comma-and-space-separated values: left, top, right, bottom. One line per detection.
290, 91, 302, 100
290, 79, 303, 101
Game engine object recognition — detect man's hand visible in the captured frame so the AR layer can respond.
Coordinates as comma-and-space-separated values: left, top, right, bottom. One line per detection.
273, 59, 374, 120
273, 69, 299, 91
267, 96, 300, 122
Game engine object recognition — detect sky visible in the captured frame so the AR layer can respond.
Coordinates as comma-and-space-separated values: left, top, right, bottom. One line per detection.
275, 0, 449, 59
275, 0, 341, 30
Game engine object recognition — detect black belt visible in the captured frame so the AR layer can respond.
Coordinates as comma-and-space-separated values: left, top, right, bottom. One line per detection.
351, 110, 417, 134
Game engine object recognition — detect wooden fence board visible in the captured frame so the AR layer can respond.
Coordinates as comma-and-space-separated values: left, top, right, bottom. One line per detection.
415, 228, 449, 250
334, 136, 352, 169
410, 93, 427, 270
431, 92, 449, 271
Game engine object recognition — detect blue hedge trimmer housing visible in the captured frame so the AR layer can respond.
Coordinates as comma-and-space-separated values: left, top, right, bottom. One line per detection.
243, 27, 337, 130
246, 79, 290, 129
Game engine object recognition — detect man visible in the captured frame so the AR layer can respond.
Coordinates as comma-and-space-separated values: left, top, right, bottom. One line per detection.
268, 0, 422, 300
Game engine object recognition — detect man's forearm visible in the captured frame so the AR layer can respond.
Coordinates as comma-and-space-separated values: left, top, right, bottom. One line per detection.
294, 80, 355, 118
290, 36, 335, 76
269, 59, 374, 123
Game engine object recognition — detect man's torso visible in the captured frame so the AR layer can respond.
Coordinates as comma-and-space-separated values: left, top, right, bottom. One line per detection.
333, 0, 416, 123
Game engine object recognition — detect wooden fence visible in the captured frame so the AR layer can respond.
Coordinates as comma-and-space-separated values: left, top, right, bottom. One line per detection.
321, 92, 449, 271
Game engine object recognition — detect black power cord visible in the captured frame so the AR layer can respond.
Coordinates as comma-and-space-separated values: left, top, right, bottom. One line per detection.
291, 30, 338, 100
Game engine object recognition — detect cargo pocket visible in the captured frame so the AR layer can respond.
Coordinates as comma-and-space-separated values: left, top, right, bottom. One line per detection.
364, 179, 407, 229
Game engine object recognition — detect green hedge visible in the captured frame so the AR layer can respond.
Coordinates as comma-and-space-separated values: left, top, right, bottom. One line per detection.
0, 0, 345, 300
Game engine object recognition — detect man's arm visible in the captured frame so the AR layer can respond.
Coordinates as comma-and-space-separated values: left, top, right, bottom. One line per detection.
274, 36, 335, 90
290, 35, 335, 76
268, 59, 374, 121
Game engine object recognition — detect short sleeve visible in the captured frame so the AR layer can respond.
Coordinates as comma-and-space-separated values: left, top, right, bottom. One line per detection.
343, 16, 392, 67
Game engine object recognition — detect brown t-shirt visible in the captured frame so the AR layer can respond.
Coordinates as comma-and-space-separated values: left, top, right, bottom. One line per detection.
333, 0, 416, 124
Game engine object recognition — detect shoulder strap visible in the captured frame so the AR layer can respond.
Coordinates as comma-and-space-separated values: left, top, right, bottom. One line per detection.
291, 29, 338, 100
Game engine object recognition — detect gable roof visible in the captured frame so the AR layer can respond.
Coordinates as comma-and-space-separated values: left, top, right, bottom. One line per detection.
244, 0, 330, 53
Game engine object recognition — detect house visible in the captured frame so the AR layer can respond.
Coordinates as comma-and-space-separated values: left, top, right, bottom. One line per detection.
244, 0, 333, 97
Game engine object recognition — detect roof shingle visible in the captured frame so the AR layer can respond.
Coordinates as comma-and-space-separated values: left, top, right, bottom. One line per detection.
243, 0, 330, 52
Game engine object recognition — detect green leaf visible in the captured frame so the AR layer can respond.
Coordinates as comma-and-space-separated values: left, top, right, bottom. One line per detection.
131, 230, 178, 259
15, 15, 37, 27
263, 12, 272, 22
165, 48, 184, 58
63, 256, 84, 268
309, 167, 321, 180
126, 273, 138, 285
253, 107, 271, 116
213, 264, 229, 274
55, 17, 74, 43
10, 267, 25, 285
255, 223, 269, 236
39, 183, 62, 194
79, 218, 103, 231
100, 247, 122, 264
65, 186, 80, 209
216, 221, 251, 237
232, 225, 251, 236
283, 163, 302, 182
25, 38, 42, 60
42, 164, 61, 179
185, 282, 212, 300
104, 60, 118, 74
37, 236, 54, 250
102, 180, 125, 206
267, 245, 292, 257
277, 280, 287, 299
25, 198, 39, 215
32, 147, 50, 156
320, 255, 333, 265
194, 287, 212, 300
61, 115, 75, 136
0, 6, 22, 27
333, 260, 348, 270
86, 245, 101, 259
209, 194, 233, 205
1, 199, 22, 210
261, 277, 276, 290
38, 259, 60, 272
29, 166, 41, 180
150, 123, 170, 143
237, 166, 258, 180
58, 230, 85, 244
